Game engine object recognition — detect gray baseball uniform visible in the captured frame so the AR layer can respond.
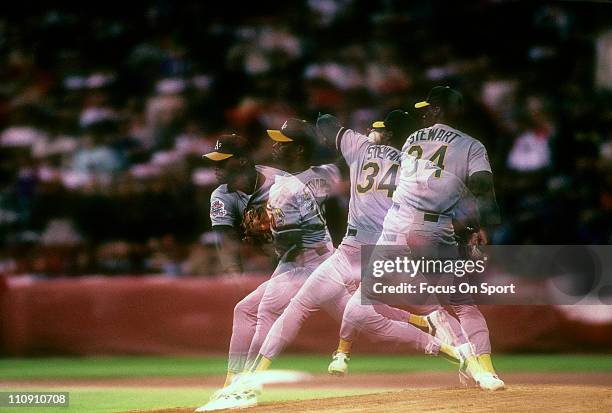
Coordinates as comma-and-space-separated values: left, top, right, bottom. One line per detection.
341, 128, 403, 242
401, 123, 493, 355
340, 152, 475, 347
258, 127, 450, 361
241, 164, 339, 369
210, 165, 286, 229
402, 123, 491, 183
346, 123, 494, 355
212, 165, 288, 374
382, 154, 471, 244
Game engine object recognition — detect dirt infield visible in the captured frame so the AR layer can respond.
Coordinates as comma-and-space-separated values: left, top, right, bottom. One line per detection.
109, 373, 611, 413
124, 385, 611, 413
3, 373, 610, 412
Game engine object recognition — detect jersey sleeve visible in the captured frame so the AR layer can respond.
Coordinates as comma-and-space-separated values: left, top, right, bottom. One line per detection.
210, 187, 237, 227
467, 141, 492, 176
267, 180, 305, 247
338, 128, 370, 165
271, 197, 302, 231
319, 163, 341, 187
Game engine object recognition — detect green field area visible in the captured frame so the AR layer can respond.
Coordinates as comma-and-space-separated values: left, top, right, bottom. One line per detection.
1, 355, 611, 413
0, 387, 385, 413
1, 354, 611, 379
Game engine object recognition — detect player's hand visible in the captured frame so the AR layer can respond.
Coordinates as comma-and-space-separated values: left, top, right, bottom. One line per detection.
316, 114, 341, 148
468, 229, 488, 246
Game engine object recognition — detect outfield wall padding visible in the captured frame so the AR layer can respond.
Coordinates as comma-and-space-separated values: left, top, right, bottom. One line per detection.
0, 275, 611, 356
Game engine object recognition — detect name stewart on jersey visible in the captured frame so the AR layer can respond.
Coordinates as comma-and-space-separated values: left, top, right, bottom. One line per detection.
366, 145, 403, 162
406, 126, 460, 145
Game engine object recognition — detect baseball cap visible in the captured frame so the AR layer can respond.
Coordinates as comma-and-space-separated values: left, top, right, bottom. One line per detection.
414, 86, 463, 110
372, 109, 414, 134
267, 118, 316, 144
371, 120, 386, 129
202, 134, 251, 161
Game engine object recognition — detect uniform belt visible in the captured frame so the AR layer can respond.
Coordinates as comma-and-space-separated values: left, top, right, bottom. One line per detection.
424, 213, 439, 223
345, 227, 382, 244
392, 203, 441, 223
283, 244, 331, 262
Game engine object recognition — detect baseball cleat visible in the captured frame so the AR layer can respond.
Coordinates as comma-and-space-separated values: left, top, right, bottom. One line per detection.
457, 343, 478, 386
204, 373, 261, 402
209, 377, 236, 401
194, 390, 257, 412
456, 343, 505, 391
425, 310, 457, 346
459, 367, 505, 390
216, 369, 310, 399
474, 372, 505, 391
220, 372, 262, 396
328, 351, 349, 376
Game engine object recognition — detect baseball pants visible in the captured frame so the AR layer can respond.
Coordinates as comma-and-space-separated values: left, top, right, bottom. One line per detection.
340, 284, 445, 354
406, 226, 491, 355
361, 203, 491, 355
227, 244, 333, 373
257, 240, 360, 360
259, 239, 435, 360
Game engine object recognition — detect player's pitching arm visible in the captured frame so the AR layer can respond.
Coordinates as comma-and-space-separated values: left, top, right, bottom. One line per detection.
466, 170, 500, 246
316, 114, 372, 165
315, 114, 343, 149
212, 225, 243, 275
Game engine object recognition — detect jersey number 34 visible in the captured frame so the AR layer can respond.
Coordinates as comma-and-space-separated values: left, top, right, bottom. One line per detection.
407, 144, 448, 178
356, 162, 399, 197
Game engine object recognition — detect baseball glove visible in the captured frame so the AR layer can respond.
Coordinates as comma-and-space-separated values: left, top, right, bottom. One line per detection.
242, 206, 273, 244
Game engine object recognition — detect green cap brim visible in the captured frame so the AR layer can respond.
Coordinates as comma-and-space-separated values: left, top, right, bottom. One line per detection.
415, 101, 430, 109
372, 121, 385, 128
267, 129, 294, 142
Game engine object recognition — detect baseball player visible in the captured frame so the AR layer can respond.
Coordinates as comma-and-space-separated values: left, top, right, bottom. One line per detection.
410, 86, 503, 389
203, 133, 286, 389
196, 119, 339, 412
336, 86, 504, 391
217, 111, 470, 405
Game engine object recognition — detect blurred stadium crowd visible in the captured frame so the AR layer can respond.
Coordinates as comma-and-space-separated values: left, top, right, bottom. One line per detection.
1, 1, 611, 277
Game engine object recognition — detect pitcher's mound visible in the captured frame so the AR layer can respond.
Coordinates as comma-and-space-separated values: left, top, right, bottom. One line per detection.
129, 385, 611, 413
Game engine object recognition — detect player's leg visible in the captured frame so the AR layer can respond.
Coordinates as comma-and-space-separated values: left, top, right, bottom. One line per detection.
330, 230, 442, 363
328, 296, 418, 376
328, 226, 467, 375
245, 266, 306, 370
247, 244, 340, 370
258, 247, 357, 362
452, 304, 490, 356
196, 279, 273, 411
452, 303, 504, 390
217, 249, 338, 407
225, 280, 269, 385
451, 300, 502, 378
371, 302, 467, 347
441, 241, 503, 387
339, 286, 460, 361
339, 227, 466, 353
400, 228, 471, 346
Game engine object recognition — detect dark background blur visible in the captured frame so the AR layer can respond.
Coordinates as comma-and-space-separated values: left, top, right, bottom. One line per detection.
1, 1, 611, 278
